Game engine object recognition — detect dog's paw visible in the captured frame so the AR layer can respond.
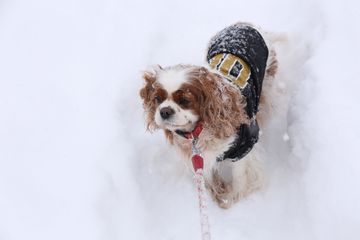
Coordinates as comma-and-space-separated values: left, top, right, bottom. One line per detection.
207, 172, 234, 209
213, 192, 233, 209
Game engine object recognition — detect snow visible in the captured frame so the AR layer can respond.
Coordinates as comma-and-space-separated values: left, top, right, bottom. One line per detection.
0, 0, 359, 240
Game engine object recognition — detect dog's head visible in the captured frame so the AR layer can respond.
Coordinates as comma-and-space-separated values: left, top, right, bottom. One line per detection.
139, 65, 248, 139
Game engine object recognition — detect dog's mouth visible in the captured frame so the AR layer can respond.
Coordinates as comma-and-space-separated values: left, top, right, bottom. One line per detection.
174, 121, 203, 139
173, 122, 198, 138
174, 128, 191, 138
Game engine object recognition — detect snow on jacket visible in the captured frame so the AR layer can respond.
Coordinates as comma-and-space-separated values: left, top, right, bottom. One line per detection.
206, 23, 269, 161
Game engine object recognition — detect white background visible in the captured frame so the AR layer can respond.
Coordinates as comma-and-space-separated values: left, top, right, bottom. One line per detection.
0, 0, 359, 239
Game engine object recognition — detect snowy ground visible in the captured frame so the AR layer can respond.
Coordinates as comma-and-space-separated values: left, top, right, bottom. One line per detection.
1, 0, 360, 239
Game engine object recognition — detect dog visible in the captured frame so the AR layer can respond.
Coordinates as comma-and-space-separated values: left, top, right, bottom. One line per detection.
140, 22, 278, 209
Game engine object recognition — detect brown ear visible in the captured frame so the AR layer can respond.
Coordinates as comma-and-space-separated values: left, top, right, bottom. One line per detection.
189, 67, 248, 138
139, 65, 163, 101
139, 70, 158, 131
140, 71, 156, 100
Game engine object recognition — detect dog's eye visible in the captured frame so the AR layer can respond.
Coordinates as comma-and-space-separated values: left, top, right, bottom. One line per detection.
178, 97, 190, 106
154, 96, 162, 104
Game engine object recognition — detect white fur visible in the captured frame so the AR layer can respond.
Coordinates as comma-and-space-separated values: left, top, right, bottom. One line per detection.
157, 68, 189, 93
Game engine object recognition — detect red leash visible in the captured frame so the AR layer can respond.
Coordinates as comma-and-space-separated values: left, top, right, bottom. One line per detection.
185, 123, 211, 240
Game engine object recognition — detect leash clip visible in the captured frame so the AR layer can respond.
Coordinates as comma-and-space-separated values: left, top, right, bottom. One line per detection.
191, 137, 201, 155
191, 136, 204, 171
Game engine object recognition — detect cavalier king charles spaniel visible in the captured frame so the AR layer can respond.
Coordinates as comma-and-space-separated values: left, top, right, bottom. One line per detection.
140, 22, 278, 209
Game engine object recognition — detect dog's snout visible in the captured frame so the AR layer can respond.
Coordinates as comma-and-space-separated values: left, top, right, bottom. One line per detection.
160, 107, 175, 120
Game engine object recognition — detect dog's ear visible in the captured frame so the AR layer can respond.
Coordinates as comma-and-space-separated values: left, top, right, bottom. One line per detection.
139, 65, 162, 101
140, 70, 156, 101
139, 68, 159, 131
191, 67, 248, 139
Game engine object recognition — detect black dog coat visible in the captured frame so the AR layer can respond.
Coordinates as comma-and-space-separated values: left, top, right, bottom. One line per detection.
206, 23, 269, 162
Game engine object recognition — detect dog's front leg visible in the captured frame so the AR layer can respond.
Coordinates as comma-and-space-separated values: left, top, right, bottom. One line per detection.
207, 152, 264, 209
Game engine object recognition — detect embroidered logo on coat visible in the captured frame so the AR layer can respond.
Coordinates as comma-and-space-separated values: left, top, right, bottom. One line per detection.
209, 53, 251, 88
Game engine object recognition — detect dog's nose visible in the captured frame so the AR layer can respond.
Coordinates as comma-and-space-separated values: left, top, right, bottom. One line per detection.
160, 107, 175, 120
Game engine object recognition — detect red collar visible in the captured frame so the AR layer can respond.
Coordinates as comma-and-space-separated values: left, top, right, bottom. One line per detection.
175, 122, 203, 139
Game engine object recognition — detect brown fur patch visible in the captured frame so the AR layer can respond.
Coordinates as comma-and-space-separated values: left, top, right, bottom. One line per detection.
187, 67, 249, 139
207, 170, 233, 209
139, 71, 158, 131
266, 49, 278, 78
164, 129, 174, 144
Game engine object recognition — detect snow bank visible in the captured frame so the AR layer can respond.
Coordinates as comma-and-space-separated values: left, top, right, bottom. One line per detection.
0, 0, 359, 240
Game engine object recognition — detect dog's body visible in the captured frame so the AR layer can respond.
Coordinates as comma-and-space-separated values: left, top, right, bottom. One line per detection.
140, 22, 279, 208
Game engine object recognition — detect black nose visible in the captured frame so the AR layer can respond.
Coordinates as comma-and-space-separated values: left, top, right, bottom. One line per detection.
160, 107, 175, 119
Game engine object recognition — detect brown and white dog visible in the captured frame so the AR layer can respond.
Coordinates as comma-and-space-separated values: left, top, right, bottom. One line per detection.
140, 22, 279, 209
